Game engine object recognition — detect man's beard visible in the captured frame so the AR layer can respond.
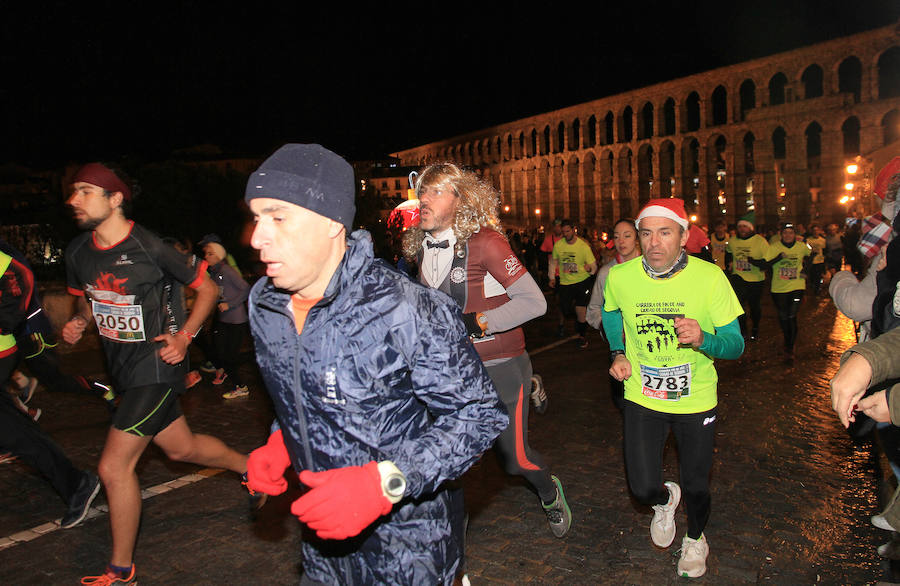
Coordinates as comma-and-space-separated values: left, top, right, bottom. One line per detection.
74, 210, 110, 231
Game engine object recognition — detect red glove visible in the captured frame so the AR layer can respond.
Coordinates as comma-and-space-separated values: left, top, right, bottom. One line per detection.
246, 430, 292, 495
291, 461, 392, 540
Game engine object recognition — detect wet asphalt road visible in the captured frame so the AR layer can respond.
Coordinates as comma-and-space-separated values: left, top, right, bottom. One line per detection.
1, 287, 898, 584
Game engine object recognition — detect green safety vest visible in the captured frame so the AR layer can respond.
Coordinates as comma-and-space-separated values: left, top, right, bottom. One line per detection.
0, 251, 18, 352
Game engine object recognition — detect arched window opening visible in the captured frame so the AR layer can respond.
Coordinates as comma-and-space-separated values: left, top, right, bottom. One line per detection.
639, 102, 654, 139
663, 98, 676, 136
805, 122, 822, 169
839, 56, 862, 103
681, 138, 700, 210
712, 136, 727, 215
739, 79, 756, 120
842, 117, 861, 156
769, 73, 787, 106
685, 92, 700, 131
772, 127, 787, 160
587, 115, 597, 148
878, 47, 900, 99
660, 141, 676, 198
570, 119, 581, 151
801, 65, 823, 99
743, 132, 755, 174
711, 85, 727, 126
556, 122, 565, 153
618, 106, 633, 143
542, 126, 551, 156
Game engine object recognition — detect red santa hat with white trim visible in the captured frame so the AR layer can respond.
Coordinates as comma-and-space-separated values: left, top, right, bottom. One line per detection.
635, 198, 689, 230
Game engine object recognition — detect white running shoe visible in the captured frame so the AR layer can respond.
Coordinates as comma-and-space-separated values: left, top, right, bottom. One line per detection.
677, 534, 709, 578
650, 481, 680, 548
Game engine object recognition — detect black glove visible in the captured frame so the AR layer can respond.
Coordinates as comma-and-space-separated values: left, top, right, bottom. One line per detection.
749, 257, 768, 269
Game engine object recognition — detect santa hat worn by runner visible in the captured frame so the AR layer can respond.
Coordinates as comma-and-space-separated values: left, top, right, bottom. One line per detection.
635, 198, 689, 230
685, 224, 711, 254
874, 156, 900, 200
736, 211, 755, 231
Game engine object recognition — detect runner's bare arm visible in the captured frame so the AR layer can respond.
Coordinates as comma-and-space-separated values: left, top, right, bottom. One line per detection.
62, 296, 93, 344
184, 273, 217, 336
154, 273, 217, 364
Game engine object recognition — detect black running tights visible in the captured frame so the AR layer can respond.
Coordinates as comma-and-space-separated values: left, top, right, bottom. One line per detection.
623, 400, 717, 539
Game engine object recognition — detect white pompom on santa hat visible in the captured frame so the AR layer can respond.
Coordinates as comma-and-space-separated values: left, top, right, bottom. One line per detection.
635, 198, 689, 230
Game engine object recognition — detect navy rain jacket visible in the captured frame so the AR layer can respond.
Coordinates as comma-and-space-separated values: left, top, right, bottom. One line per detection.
248, 230, 508, 585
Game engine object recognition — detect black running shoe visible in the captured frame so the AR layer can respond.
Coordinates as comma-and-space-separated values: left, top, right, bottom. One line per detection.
60, 471, 101, 529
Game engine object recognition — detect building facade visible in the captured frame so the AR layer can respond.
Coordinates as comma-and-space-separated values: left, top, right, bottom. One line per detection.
392, 22, 900, 232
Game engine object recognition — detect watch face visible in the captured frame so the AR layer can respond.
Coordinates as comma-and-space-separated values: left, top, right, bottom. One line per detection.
385, 474, 406, 497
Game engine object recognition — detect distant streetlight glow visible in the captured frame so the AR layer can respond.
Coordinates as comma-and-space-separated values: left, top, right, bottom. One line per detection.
845, 182, 854, 191
535, 208, 541, 216
846, 164, 858, 174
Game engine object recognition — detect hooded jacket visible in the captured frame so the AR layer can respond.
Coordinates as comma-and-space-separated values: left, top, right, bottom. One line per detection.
248, 230, 507, 585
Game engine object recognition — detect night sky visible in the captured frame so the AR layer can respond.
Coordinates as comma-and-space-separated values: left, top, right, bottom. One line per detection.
3, 1, 899, 167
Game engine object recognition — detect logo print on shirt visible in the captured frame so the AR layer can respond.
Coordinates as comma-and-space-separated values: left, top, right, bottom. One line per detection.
114, 254, 134, 266
635, 313, 682, 355
94, 272, 130, 296
503, 254, 523, 276
703, 415, 716, 426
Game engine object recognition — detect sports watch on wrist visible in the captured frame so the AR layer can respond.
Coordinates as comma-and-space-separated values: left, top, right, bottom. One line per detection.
376, 460, 407, 503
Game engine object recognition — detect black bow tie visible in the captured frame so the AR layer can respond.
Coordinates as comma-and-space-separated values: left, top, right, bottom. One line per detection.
426, 239, 450, 249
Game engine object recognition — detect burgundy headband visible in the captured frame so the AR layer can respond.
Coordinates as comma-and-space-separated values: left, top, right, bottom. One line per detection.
72, 163, 131, 201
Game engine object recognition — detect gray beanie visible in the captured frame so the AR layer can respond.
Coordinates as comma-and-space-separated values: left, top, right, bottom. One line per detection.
245, 144, 356, 231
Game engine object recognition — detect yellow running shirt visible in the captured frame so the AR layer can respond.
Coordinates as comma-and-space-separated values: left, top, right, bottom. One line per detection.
604, 256, 743, 414
726, 234, 769, 282
552, 237, 596, 286
710, 233, 729, 270
766, 240, 811, 293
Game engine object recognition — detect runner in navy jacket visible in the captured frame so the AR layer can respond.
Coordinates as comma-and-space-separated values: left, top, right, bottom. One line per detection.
245, 144, 507, 585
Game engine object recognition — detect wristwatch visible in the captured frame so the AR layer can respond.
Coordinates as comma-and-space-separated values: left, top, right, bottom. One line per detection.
376, 461, 407, 503
609, 349, 625, 362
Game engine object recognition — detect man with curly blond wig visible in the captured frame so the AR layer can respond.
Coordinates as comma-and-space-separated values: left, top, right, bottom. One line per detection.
403, 162, 572, 538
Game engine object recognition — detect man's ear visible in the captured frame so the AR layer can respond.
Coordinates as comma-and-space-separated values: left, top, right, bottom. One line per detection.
109, 191, 125, 210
